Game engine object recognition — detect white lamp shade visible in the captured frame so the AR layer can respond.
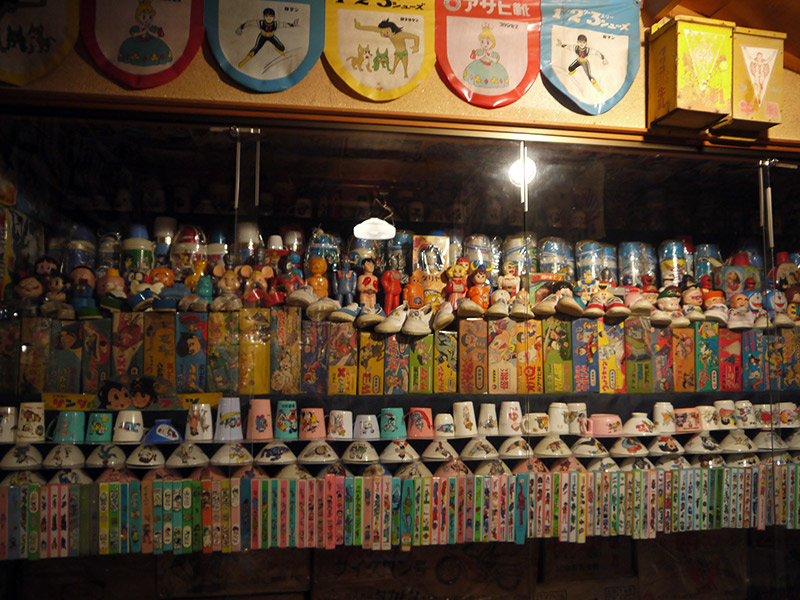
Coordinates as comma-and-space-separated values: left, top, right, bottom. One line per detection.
353, 217, 396, 240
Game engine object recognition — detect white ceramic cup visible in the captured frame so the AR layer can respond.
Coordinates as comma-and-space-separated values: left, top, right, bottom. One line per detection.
714, 399, 737, 429
453, 401, 477, 437
433, 413, 455, 438
498, 401, 522, 436
0, 406, 17, 443
113, 409, 144, 444
754, 404, 773, 428
477, 403, 499, 436
776, 402, 798, 428
16, 402, 45, 442
215, 397, 244, 442
354, 414, 380, 440
548, 402, 569, 435
328, 410, 353, 440
696, 405, 720, 431
521, 413, 550, 436
185, 403, 213, 442
653, 401, 676, 434
735, 400, 757, 429
567, 402, 587, 435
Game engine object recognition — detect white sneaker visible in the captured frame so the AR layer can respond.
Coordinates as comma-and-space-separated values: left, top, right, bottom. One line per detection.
727, 308, 753, 330
433, 302, 455, 331
753, 310, 768, 330
650, 309, 671, 328
703, 303, 728, 325
532, 294, 558, 317
485, 290, 510, 319
355, 305, 386, 329
328, 302, 359, 323
306, 297, 341, 322
375, 301, 408, 334
669, 311, 691, 328
510, 294, 535, 319
684, 306, 705, 322
286, 285, 317, 308
773, 312, 795, 328
402, 304, 434, 336
457, 298, 484, 318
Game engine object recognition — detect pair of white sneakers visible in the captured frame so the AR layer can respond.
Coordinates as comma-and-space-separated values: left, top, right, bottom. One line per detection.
375, 301, 435, 336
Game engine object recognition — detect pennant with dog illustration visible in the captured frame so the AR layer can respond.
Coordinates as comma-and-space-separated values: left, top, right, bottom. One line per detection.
540, 0, 639, 115
324, 0, 435, 102
435, 0, 541, 109
80, 0, 204, 89
204, 0, 323, 93
0, 0, 79, 86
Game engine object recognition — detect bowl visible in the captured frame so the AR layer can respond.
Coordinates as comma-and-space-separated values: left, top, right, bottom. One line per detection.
725, 453, 760, 467
533, 435, 572, 458
380, 441, 420, 464
498, 436, 533, 459
126, 444, 165, 469
49, 468, 93, 484
683, 433, 722, 455
166, 442, 209, 468
620, 457, 656, 471
394, 461, 433, 478
646, 436, 684, 457
473, 459, 512, 476
433, 459, 472, 477
43, 444, 86, 469
460, 437, 499, 461
275, 464, 313, 480
608, 437, 648, 458
297, 440, 339, 465
341, 441, 379, 464
318, 462, 354, 478
0, 470, 46, 487
550, 456, 587, 473
586, 457, 619, 472
86, 444, 127, 469
421, 440, 458, 462
570, 437, 609, 458
688, 454, 725, 468
655, 456, 691, 470
752, 429, 788, 451
254, 442, 296, 465
622, 412, 657, 437
719, 431, 757, 454
210, 443, 253, 466
511, 457, 549, 474
1, 445, 42, 471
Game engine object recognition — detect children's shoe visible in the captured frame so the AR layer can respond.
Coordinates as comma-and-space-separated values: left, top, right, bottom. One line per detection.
604, 294, 631, 318
402, 304, 434, 336
683, 305, 705, 322
433, 301, 455, 331
703, 303, 728, 325
485, 290, 510, 319
668, 310, 691, 328
556, 293, 584, 317
306, 297, 341, 322
328, 302, 359, 323
457, 298, 484, 318
355, 305, 386, 329
582, 292, 606, 319
375, 302, 409, 334
773, 312, 796, 328
727, 308, 753, 330
510, 294, 535, 320
532, 294, 558, 317
753, 310, 769, 330
649, 309, 672, 328
625, 289, 653, 315
286, 285, 318, 308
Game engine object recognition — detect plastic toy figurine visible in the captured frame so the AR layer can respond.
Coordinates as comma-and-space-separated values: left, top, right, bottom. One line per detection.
764, 288, 794, 328
357, 258, 379, 309
14, 273, 44, 317
458, 265, 491, 317
69, 266, 98, 316
380, 254, 404, 315
306, 256, 329, 299
34, 255, 60, 281
274, 255, 304, 302
680, 278, 705, 322
184, 259, 208, 293
496, 260, 520, 299
40, 274, 75, 319
210, 258, 243, 312
242, 268, 271, 308
95, 267, 127, 312
333, 258, 358, 307
702, 289, 728, 324
403, 269, 426, 309
443, 257, 470, 310
651, 286, 689, 328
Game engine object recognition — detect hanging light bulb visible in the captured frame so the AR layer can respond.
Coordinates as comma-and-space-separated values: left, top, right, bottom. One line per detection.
508, 156, 537, 187
353, 196, 396, 240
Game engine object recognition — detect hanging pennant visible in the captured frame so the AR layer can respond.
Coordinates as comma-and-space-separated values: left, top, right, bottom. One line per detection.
324, 0, 435, 102
81, 0, 204, 89
0, 0, 79, 86
540, 0, 639, 115
435, 0, 541, 109
204, 0, 323, 93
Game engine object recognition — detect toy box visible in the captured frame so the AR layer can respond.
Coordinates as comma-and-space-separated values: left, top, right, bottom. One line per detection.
0, 319, 20, 394
623, 316, 654, 394
782, 328, 800, 390
19, 317, 50, 394
433, 331, 458, 394
458, 319, 487, 394
175, 313, 207, 394
695, 321, 720, 392
239, 309, 270, 395
543, 316, 572, 394
269, 307, 301, 395
517, 319, 543, 394
46, 320, 82, 393
719, 328, 743, 392
742, 330, 766, 391
301, 321, 328, 395
358, 332, 384, 395
672, 328, 695, 393
572, 318, 599, 393
488, 318, 517, 394
81, 319, 111, 395
409, 334, 433, 394
598, 319, 625, 394
207, 312, 239, 394
653, 327, 674, 393
714, 266, 762, 298
384, 334, 409, 395
765, 332, 784, 392
143, 312, 176, 398
112, 313, 144, 386
412, 235, 449, 293
328, 322, 357, 395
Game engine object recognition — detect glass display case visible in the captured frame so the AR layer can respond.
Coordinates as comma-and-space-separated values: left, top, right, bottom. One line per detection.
0, 111, 799, 599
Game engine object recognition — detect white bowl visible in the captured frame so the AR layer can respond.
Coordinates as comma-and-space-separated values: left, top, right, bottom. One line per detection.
656, 456, 691, 470
688, 454, 725, 468
683, 433, 722, 455
341, 441, 379, 464
622, 412, 657, 437
498, 436, 533, 459
126, 444, 165, 469
647, 436, 684, 457
317, 462, 354, 478
550, 456, 587, 473
297, 440, 339, 465
43, 444, 86, 469
380, 441, 420, 464
570, 437, 609, 458
473, 459, 512, 476
620, 457, 656, 471
460, 437, 499, 461
166, 443, 210, 468
533, 435, 572, 458
275, 464, 313, 480
210, 443, 253, 466
758, 451, 792, 466
719, 432, 757, 454
1, 445, 42, 470
254, 442, 296, 465
752, 429, 788, 451
421, 440, 458, 462
49, 468, 93, 484
394, 461, 433, 478
1, 470, 46, 487
512, 457, 549, 474
608, 437, 648, 458
586, 457, 619, 472
86, 444, 127, 469
725, 453, 760, 467
361, 463, 392, 477
433, 459, 472, 477
785, 430, 800, 450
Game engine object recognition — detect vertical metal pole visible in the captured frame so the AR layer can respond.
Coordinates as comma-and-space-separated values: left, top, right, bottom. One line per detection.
255, 137, 261, 208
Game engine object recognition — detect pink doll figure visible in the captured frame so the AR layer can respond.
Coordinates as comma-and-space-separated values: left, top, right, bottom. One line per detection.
443, 257, 470, 310
357, 258, 378, 309
306, 256, 329, 299
680, 280, 705, 322
496, 260, 520, 299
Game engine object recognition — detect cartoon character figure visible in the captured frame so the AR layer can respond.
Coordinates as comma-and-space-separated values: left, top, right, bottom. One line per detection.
354, 18, 419, 78
496, 261, 520, 298
118, 0, 172, 66
373, 48, 390, 72
557, 33, 607, 94
306, 256, 329, 299
236, 8, 298, 68
463, 24, 509, 89
346, 44, 373, 71
357, 258, 379, 309
98, 380, 131, 410
403, 270, 426, 309
381, 254, 404, 314
443, 257, 470, 310
333, 258, 358, 307
130, 376, 158, 409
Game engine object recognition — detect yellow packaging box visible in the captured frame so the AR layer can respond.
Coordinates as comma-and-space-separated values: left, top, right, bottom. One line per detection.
238, 309, 270, 395
358, 332, 385, 395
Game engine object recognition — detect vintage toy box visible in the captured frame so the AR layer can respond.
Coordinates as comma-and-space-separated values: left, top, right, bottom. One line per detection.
112, 313, 144, 386
81, 319, 112, 395
433, 331, 458, 394
409, 334, 433, 394
714, 266, 761, 298
695, 321, 720, 392
543, 316, 572, 394
672, 327, 695, 393
144, 312, 177, 397
19, 317, 50, 394
488, 318, 517, 395
358, 332, 384, 396
270, 307, 301, 395
412, 235, 449, 294
46, 320, 82, 393
328, 322, 357, 395
301, 321, 328, 395
458, 319, 487, 394
0, 319, 20, 394
175, 313, 207, 394
781, 328, 800, 391
572, 318, 599, 393
598, 319, 625, 394
719, 328, 743, 392
623, 316, 654, 394
239, 309, 270, 395
517, 319, 543, 394
207, 312, 239, 394
765, 332, 784, 392
648, 16, 735, 129
742, 330, 766, 391
384, 334, 409, 395
653, 327, 674, 393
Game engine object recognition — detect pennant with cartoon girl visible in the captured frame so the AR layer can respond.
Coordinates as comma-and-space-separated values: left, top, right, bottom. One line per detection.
540, 0, 639, 115
324, 0, 435, 102
0, 0, 79, 86
81, 0, 204, 89
436, 0, 541, 109
204, 0, 323, 93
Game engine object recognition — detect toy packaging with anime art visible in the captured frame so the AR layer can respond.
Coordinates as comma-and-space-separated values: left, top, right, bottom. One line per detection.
301, 321, 328, 395
672, 327, 695, 393
695, 321, 720, 392
433, 331, 457, 394
719, 328, 743, 392
175, 313, 207, 394
358, 332, 384, 395
81, 319, 112, 395
384, 333, 409, 395
327, 322, 357, 395
270, 307, 301, 395
543, 316, 572, 393
409, 334, 433, 394
458, 319, 487, 394
623, 316, 654, 393
207, 312, 239, 394
239, 308, 270, 395
517, 319, 543, 394
488, 318, 517, 394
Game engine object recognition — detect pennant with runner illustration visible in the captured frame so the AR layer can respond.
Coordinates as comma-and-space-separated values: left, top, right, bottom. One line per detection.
81, 0, 204, 89
204, 0, 323, 93
0, 0, 79, 86
435, 0, 541, 109
540, 0, 639, 115
324, 0, 435, 102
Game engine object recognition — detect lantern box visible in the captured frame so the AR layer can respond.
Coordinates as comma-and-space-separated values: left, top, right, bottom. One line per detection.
711, 27, 786, 134
648, 16, 735, 129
